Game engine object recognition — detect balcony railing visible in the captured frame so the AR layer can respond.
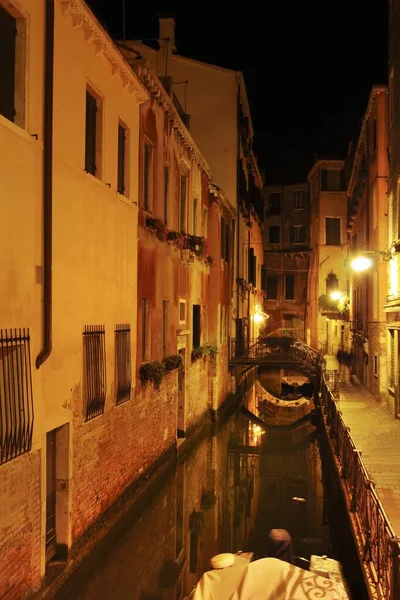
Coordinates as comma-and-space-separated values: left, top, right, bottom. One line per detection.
320, 376, 400, 600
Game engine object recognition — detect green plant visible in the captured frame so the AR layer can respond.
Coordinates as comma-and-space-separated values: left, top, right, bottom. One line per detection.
189, 510, 205, 535
163, 354, 183, 371
203, 344, 218, 358
139, 361, 166, 389
201, 488, 217, 511
191, 344, 218, 362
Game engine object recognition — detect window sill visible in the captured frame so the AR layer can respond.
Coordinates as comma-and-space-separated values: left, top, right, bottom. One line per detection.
84, 170, 109, 190
117, 191, 136, 207
0, 114, 40, 145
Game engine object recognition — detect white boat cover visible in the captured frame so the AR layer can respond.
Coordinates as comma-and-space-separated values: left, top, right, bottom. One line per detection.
192, 556, 345, 600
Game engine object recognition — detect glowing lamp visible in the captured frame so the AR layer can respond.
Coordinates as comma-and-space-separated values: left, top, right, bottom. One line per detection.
350, 256, 373, 272
330, 290, 342, 301
253, 312, 265, 324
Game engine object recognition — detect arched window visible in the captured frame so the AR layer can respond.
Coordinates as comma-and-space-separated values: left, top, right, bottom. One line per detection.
326, 273, 339, 294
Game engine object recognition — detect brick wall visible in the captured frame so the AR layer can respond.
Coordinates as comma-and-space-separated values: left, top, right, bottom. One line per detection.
185, 357, 212, 431
72, 370, 178, 543
0, 451, 41, 600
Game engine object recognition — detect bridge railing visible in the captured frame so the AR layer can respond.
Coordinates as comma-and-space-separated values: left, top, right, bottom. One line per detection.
320, 376, 400, 600
229, 337, 325, 377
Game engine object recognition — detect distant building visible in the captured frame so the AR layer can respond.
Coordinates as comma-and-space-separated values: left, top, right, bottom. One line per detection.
124, 15, 265, 356
306, 160, 350, 355
262, 183, 310, 339
347, 86, 388, 399
386, 3, 400, 415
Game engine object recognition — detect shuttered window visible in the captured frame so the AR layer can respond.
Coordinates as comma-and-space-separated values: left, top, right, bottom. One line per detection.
266, 276, 278, 299
192, 305, 201, 348
285, 275, 295, 300
0, 6, 16, 122
85, 90, 97, 175
325, 218, 341, 246
117, 123, 126, 195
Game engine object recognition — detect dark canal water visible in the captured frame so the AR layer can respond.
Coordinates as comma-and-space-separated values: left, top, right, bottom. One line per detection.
54, 383, 368, 600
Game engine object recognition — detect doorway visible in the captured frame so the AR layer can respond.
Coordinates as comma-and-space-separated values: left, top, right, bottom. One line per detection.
177, 348, 186, 438
45, 424, 70, 564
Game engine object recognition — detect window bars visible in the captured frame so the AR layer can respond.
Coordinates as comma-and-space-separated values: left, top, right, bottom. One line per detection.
0, 328, 34, 465
115, 324, 131, 405
83, 325, 106, 421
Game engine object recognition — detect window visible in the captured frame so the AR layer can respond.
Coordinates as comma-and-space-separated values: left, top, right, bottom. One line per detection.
326, 273, 339, 294
220, 218, 230, 261
371, 119, 377, 154
202, 207, 208, 238
266, 275, 278, 300
321, 169, 344, 192
83, 325, 106, 421
117, 122, 129, 196
374, 353, 379, 378
179, 299, 186, 325
294, 190, 304, 209
285, 275, 295, 300
115, 324, 131, 405
0, 4, 25, 127
143, 142, 153, 211
141, 299, 151, 362
389, 329, 396, 388
164, 167, 169, 223
220, 305, 225, 343
269, 225, 280, 244
193, 198, 198, 235
248, 248, 256, 286
162, 300, 169, 356
325, 218, 341, 245
180, 175, 187, 232
85, 88, 102, 177
389, 68, 394, 124
0, 328, 34, 465
192, 304, 201, 348
292, 225, 305, 244
269, 193, 281, 211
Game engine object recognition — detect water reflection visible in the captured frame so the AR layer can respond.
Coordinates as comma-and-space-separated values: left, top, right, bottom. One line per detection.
55, 413, 335, 600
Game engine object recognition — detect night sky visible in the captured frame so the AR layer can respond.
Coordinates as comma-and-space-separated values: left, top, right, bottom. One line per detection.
87, 1, 388, 184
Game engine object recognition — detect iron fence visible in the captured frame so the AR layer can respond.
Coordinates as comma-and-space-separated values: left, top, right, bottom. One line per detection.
320, 377, 400, 600
83, 325, 107, 421
0, 328, 34, 464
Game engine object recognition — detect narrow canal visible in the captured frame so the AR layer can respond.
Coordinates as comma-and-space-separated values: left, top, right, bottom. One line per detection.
54, 374, 368, 600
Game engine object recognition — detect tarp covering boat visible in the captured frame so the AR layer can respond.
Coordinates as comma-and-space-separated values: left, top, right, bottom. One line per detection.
192, 556, 345, 600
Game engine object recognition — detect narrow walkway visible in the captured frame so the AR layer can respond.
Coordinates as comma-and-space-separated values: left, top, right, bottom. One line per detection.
324, 355, 400, 534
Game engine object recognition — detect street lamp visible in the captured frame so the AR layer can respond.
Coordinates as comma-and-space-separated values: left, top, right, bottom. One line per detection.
350, 249, 393, 273
252, 304, 269, 324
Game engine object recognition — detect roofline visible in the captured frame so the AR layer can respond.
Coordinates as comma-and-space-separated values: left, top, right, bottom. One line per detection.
61, 1, 148, 102
347, 85, 388, 197
307, 159, 345, 181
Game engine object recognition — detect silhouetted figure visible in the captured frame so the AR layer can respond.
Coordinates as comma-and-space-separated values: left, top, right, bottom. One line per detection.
266, 528, 293, 564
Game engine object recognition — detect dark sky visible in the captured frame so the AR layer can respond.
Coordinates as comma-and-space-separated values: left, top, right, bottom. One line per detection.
87, 1, 388, 184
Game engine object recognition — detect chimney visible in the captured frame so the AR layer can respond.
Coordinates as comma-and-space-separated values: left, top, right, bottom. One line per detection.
158, 13, 176, 54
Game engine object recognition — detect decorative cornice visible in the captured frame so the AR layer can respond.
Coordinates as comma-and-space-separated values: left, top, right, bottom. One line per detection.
134, 62, 212, 179
347, 85, 388, 198
60, 0, 148, 102
209, 184, 236, 219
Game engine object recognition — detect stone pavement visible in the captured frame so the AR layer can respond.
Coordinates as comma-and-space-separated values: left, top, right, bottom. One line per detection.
324, 355, 400, 535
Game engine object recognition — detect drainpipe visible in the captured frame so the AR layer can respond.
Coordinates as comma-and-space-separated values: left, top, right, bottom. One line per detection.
36, 0, 54, 369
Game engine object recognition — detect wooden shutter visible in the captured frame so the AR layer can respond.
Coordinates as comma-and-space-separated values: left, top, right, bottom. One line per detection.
85, 91, 97, 174
0, 6, 16, 122
117, 124, 125, 194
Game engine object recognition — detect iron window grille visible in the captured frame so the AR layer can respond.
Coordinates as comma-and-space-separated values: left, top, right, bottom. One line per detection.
115, 324, 131, 405
0, 328, 34, 465
83, 325, 106, 421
